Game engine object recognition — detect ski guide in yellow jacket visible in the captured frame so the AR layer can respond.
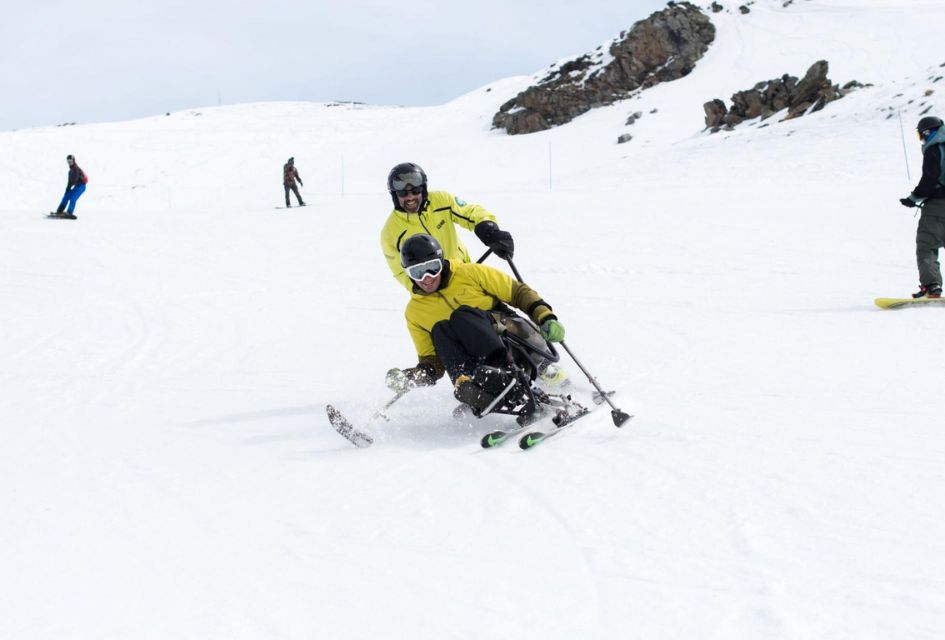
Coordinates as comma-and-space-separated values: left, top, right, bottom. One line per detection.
405, 260, 556, 379
381, 190, 497, 291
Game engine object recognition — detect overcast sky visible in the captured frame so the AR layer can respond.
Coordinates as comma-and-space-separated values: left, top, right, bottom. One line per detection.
1, 0, 669, 131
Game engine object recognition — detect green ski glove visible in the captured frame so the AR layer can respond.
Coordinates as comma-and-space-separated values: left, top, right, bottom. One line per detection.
540, 318, 565, 343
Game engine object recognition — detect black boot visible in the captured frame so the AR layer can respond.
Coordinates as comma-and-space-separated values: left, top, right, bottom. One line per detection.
453, 376, 496, 413
472, 366, 515, 396
913, 284, 943, 299
453, 365, 521, 415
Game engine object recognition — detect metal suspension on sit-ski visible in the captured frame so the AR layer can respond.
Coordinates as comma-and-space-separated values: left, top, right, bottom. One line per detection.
480, 385, 613, 449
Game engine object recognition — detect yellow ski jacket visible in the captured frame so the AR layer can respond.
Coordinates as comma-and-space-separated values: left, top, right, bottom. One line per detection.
380, 190, 497, 291
405, 261, 555, 378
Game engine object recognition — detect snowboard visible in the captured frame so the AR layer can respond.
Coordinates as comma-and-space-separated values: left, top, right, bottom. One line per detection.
47, 212, 77, 219
874, 296, 945, 309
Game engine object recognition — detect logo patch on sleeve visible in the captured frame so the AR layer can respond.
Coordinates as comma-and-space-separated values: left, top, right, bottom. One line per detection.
455, 197, 467, 206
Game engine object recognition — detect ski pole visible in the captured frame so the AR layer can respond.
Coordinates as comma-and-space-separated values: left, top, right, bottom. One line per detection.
898, 110, 911, 181
370, 386, 411, 422
505, 257, 632, 427
506, 258, 524, 281
476, 248, 493, 264
557, 341, 631, 426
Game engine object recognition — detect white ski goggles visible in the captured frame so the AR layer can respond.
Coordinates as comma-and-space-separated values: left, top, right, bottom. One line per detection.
405, 258, 443, 281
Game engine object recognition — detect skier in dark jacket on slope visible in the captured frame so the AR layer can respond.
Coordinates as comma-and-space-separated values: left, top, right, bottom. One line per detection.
283, 157, 305, 207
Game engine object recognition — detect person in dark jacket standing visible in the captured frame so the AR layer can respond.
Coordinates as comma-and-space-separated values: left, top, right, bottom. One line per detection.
900, 116, 945, 298
53, 154, 86, 218
283, 157, 305, 207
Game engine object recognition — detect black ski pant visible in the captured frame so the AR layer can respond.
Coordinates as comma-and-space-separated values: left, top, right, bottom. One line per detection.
284, 185, 304, 206
431, 306, 506, 383
916, 208, 945, 287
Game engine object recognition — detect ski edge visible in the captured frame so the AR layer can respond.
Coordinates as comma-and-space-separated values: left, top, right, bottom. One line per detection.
326, 404, 374, 448
518, 404, 605, 450
875, 297, 945, 309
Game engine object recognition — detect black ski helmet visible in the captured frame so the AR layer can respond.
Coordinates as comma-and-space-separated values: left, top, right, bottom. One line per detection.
387, 162, 428, 210
917, 116, 943, 139
400, 233, 443, 269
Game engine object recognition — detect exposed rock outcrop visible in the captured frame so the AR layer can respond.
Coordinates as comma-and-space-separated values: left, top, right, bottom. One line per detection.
703, 60, 863, 131
493, 2, 715, 135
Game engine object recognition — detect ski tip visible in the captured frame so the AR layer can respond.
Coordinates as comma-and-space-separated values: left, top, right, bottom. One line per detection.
325, 404, 375, 448
480, 431, 507, 449
519, 432, 545, 450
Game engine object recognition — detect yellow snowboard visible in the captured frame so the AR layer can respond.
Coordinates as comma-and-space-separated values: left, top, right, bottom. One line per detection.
874, 297, 945, 309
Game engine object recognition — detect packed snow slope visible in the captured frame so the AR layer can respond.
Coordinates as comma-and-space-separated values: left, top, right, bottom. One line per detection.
2, 1, 944, 638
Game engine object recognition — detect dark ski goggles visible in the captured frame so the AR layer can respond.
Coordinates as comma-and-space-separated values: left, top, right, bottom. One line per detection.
393, 186, 424, 197
390, 171, 425, 193
405, 258, 443, 281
